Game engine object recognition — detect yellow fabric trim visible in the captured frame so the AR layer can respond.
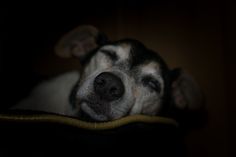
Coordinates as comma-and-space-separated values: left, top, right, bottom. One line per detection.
0, 114, 178, 130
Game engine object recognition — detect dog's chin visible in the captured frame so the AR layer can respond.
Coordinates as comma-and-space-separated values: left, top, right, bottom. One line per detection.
78, 102, 109, 122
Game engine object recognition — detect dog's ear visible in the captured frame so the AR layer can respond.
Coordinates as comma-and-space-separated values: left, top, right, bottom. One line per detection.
170, 68, 206, 129
55, 25, 108, 60
170, 68, 205, 111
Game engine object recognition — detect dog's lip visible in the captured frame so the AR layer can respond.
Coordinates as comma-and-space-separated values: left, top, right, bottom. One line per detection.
80, 101, 108, 121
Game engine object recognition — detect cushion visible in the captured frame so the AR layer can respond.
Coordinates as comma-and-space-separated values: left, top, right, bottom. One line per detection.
0, 110, 186, 157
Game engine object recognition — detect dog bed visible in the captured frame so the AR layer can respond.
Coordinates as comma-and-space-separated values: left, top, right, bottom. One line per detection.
0, 110, 186, 156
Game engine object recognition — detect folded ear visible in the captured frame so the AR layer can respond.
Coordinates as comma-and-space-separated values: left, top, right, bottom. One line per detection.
170, 68, 205, 111
170, 68, 206, 129
55, 25, 108, 61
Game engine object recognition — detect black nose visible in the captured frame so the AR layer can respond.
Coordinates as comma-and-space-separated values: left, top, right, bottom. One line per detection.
94, 72, 124, 101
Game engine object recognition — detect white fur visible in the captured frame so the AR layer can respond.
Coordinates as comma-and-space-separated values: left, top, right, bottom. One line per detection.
100, 45, 130, 61
13, 71, 80, 116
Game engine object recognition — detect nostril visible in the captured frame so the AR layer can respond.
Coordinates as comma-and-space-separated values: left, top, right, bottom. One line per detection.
110, 87, 118, 95
95, 78, 106, 86
110, 85, 124, 99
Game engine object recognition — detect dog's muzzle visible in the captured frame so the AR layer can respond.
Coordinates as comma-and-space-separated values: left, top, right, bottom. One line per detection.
94, 72, 124, 101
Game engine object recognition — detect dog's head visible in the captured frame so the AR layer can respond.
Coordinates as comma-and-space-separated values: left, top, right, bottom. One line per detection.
55, 25, 205, 122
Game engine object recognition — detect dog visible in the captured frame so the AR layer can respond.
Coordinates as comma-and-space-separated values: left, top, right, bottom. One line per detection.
13, 25, 204, 122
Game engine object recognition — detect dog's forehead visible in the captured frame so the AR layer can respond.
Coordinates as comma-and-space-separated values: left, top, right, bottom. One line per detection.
98, 39, 169, 73
101, 43, 131, 60
116, 40, 165, 67
117, 43, 131, 60
140, 62, 161, 75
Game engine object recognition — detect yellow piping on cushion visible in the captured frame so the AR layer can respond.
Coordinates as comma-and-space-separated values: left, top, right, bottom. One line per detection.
0, 114, 178, 130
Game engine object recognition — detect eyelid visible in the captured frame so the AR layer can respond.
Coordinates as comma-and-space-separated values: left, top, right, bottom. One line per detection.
100, 49, 118, 61
142, 76, 161, 93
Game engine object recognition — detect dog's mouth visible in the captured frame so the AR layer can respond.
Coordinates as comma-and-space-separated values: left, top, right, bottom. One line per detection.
78, 101, 109, 122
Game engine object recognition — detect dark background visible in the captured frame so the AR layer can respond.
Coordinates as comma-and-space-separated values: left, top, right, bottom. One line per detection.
1, 1, 236, 156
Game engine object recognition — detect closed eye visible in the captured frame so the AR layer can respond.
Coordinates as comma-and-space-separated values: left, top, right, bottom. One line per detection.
100, 49, 118, 61
142, 76, 161, 93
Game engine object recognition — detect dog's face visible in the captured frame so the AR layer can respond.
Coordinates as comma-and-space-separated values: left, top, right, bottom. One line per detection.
76, 40, 170, 121
56, 25, 204, 122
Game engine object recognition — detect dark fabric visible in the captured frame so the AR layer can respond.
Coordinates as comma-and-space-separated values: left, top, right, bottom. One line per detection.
0, 120, 186, 157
